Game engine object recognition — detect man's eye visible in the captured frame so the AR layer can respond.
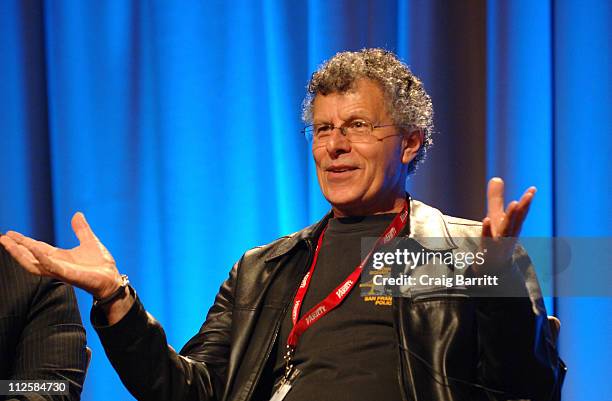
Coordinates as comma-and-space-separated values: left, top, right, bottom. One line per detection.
316, 125, 333, 135
350, 120, 367, 128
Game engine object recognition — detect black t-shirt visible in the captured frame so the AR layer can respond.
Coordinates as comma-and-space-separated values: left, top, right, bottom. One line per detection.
271, 214, 403, 401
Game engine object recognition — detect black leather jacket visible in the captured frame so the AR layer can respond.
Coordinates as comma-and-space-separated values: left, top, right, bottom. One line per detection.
94, 199, 564, 401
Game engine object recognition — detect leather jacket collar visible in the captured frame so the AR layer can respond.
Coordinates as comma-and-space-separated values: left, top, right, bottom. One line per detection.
265, 197, 458, 262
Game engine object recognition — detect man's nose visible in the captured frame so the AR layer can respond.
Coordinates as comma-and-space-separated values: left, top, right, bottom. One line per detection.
325, 128, 351, 158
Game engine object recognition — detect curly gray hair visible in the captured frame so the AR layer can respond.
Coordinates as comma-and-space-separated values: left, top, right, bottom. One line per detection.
302, 48, 434, 175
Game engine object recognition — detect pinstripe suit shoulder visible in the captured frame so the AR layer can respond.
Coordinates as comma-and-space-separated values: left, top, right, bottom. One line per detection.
0, 245, 87, 400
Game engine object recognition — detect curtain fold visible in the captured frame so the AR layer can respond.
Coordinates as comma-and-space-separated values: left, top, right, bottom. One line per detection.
552, 1, 612, 399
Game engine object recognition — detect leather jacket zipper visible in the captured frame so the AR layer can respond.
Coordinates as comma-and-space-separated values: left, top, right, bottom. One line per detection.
393, 300, 412, 401
242, 239, 315, 401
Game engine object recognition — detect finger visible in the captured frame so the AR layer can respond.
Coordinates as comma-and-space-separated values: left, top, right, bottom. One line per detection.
511, 187, 536, 234
71, 212, 99, 244
29, 244, 95, 290
0, 235, 45, 275
29, 244, 70, 280
479, 218, 493, 272
5, 231, 55, 254
481, 217, 493, 238
502, 201, 519, 237
487, 177, 505, 223
512, 188, 536, 236
513, 201, 532, 237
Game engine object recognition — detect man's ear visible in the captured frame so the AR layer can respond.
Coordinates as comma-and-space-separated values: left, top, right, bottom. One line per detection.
401, 129, 423, 165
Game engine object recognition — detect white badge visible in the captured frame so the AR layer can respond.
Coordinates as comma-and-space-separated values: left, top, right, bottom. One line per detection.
269, 367, 301, 401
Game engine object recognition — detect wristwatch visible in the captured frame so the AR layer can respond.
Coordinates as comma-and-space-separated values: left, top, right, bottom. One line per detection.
93, 274, 130, 308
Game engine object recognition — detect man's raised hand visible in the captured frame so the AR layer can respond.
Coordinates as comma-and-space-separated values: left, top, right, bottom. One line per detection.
478, 177, 536, 272
0, 212, 122, 300
482, 177, 536, 239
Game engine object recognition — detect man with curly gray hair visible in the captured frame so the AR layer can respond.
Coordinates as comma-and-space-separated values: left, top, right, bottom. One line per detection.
2, 48, 563, 401
300, 49, 436, 217
303, 48, 433, 175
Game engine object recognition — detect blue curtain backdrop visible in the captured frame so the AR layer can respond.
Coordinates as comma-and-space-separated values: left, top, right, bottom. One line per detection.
0, 1, 610, 400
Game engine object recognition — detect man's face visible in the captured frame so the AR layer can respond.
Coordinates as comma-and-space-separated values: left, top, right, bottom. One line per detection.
312, 79, 419, 216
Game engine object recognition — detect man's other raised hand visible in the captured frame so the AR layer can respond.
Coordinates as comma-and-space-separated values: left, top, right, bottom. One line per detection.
0, 212, 123, 301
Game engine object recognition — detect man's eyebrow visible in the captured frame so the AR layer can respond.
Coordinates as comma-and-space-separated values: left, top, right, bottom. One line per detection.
342, 113, 374, 123
346, 114, 370, 121
312, 113, 372, 125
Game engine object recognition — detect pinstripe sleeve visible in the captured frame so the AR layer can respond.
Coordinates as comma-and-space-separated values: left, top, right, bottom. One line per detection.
1, 246, 87, 401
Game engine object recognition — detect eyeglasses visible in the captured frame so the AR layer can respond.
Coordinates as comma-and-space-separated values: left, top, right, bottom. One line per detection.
302, 119, 413, 147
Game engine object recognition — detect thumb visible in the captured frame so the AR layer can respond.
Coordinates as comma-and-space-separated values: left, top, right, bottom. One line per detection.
71, 212, 98, 243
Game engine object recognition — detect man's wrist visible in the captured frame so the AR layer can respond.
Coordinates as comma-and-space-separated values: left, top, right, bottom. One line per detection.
93, 274, 130, 307
98, 285, 136, 325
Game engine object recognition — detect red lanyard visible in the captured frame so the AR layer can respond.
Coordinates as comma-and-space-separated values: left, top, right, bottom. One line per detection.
286, 200, 410, 349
